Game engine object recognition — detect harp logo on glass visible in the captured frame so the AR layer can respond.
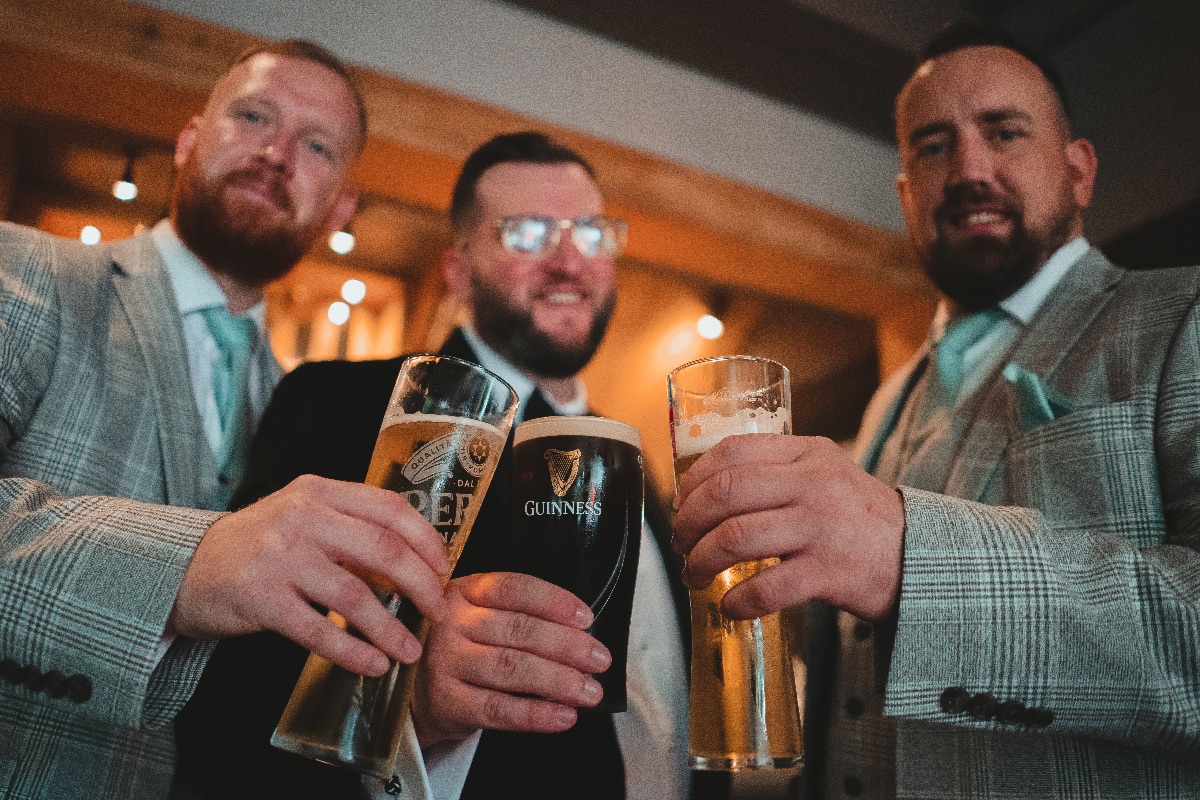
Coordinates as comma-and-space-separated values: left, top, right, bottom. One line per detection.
524, 448, 602, 516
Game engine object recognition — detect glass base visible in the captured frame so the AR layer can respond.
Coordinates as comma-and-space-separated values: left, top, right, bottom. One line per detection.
270, 730, 391, 778
690, 754, 803, 771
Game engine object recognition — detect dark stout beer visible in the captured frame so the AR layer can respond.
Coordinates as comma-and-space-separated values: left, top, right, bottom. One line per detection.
512, 415, 643, 712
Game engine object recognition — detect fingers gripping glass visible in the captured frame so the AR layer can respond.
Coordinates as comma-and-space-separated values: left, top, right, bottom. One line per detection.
496, 215, 627, 259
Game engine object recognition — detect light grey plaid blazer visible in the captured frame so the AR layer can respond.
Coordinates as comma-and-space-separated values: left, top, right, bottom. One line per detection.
0, 222, 264, 798
833, 248, 1200, 799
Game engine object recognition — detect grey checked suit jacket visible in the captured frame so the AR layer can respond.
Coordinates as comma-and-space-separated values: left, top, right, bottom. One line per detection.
833, 248, 1200, 799
0, 223, 274, 798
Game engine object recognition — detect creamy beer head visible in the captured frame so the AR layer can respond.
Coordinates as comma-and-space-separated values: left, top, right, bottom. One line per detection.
672, 406, 789, 465
514, 415, 641, 449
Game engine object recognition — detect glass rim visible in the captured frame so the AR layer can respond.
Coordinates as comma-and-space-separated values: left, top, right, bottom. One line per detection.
513, 414, 641, 448
667, 354, 788, 384
400, 352, 519, 405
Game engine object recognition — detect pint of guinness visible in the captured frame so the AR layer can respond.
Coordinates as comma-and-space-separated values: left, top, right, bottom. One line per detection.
512, 415, 643, 712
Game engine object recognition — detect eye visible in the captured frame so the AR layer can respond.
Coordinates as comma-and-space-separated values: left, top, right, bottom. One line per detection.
992, 126, 1026, 145
307, 139, 331, 159
912, 134, 949, 159
918, 141, 946, 157
499, 218, 551, 255
239, 109, 264, 125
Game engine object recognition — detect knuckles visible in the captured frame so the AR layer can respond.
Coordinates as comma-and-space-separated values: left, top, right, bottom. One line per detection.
504, 612, 536, 646
493, 646, 524, 680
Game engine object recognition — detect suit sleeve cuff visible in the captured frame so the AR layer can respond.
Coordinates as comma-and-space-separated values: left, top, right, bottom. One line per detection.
360, 711, 482, 800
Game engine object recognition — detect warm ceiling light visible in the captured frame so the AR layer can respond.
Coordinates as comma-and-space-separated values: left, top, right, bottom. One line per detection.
80, 225, 101, 246
329, 230, 355, 254
112, 150, 137, 201
341, 279, 366, 305
697, 314, 724, 340
328, 301, 351, 326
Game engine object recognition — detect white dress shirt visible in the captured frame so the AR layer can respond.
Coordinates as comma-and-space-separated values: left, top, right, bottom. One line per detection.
371, 325, 690, 800
150, 218, 272, 460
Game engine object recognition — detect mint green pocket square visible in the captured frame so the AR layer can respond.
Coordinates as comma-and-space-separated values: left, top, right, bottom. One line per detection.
1003, 363, 1073, 431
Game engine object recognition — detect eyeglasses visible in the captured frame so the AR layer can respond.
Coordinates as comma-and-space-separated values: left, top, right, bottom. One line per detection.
494, 215, 627, 259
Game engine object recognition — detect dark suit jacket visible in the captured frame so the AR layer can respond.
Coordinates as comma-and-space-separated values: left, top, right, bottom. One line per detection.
175, 330, 718, 799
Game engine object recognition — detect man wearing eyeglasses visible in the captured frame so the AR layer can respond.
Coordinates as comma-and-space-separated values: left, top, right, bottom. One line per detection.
176, 132, 710, 800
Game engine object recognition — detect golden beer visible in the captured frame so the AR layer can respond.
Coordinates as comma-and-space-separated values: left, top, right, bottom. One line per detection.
668, 355, 802, 771
365, 413, 505, 574
273, 356, 516, 779
674, 452, 802, 769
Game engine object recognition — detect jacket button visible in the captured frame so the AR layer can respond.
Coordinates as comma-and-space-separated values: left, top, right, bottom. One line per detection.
996, 699, 1026, 725
66, 674, 93, 703
22, 667, 46, 693
1025, 707, 1054, 728
939, 687, 971, 715
966, 692, 997, 721
844, 776, 863, 796
844, 697, 865, 719
43, 670, 68, 699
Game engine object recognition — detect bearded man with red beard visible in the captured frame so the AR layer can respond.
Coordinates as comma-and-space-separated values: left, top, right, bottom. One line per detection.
0, 41, 452, 800
670, 20, 1200, 800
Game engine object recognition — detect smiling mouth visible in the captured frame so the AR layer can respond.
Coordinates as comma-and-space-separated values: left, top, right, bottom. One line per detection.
963, 211, 1004, 225
542, 291, 585, 305
224, 168, 292, 214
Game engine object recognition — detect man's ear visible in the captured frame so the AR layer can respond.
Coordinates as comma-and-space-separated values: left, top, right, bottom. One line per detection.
174, 118, 201, 169
1065, 137, 1098, 210
442, 246, 473, 307
896, 171, 918, 233
325, 184, 359, 234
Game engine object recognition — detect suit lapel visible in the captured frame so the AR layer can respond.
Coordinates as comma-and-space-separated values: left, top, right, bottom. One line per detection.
109, 235, 216, 508
856, 346, 931, 473
945, 248, 1124, 500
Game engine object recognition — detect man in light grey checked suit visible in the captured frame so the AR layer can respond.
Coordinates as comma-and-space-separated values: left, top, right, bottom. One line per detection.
0, 41, 449, 798
673, 21, 1200, 800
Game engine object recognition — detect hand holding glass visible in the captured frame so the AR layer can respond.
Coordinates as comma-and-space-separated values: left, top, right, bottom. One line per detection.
271, 354, 517, 777
668, 355, 803, 771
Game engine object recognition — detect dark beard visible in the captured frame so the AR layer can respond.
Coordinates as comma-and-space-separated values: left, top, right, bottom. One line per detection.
173, 160, 318, 287
471, 276, 616, 378
923, 184, 1075, 312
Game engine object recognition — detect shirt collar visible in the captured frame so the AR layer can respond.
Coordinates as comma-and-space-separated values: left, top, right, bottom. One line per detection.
460, 325, 588, 418
151, 218, 266, 326
932, 236, 1090, 337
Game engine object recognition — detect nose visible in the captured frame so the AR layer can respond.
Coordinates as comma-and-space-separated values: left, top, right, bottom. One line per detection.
543, 230, 587, 276
256, 129, 295, 176
947, 130, 995, 188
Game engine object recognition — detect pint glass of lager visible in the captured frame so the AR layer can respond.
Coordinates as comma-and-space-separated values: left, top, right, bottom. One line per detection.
667, 355, 802, 770
511, 416, 643, 712
272, 354, 517, 778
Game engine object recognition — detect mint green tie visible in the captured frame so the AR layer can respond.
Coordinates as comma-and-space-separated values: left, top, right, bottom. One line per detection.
928, 308, 1006, 410
200, 306, 258, 502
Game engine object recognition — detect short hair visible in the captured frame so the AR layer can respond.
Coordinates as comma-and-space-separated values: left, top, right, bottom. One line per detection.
915, 19, 1072, 133
231, 39, 368, 150
449, 132, 597, 234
